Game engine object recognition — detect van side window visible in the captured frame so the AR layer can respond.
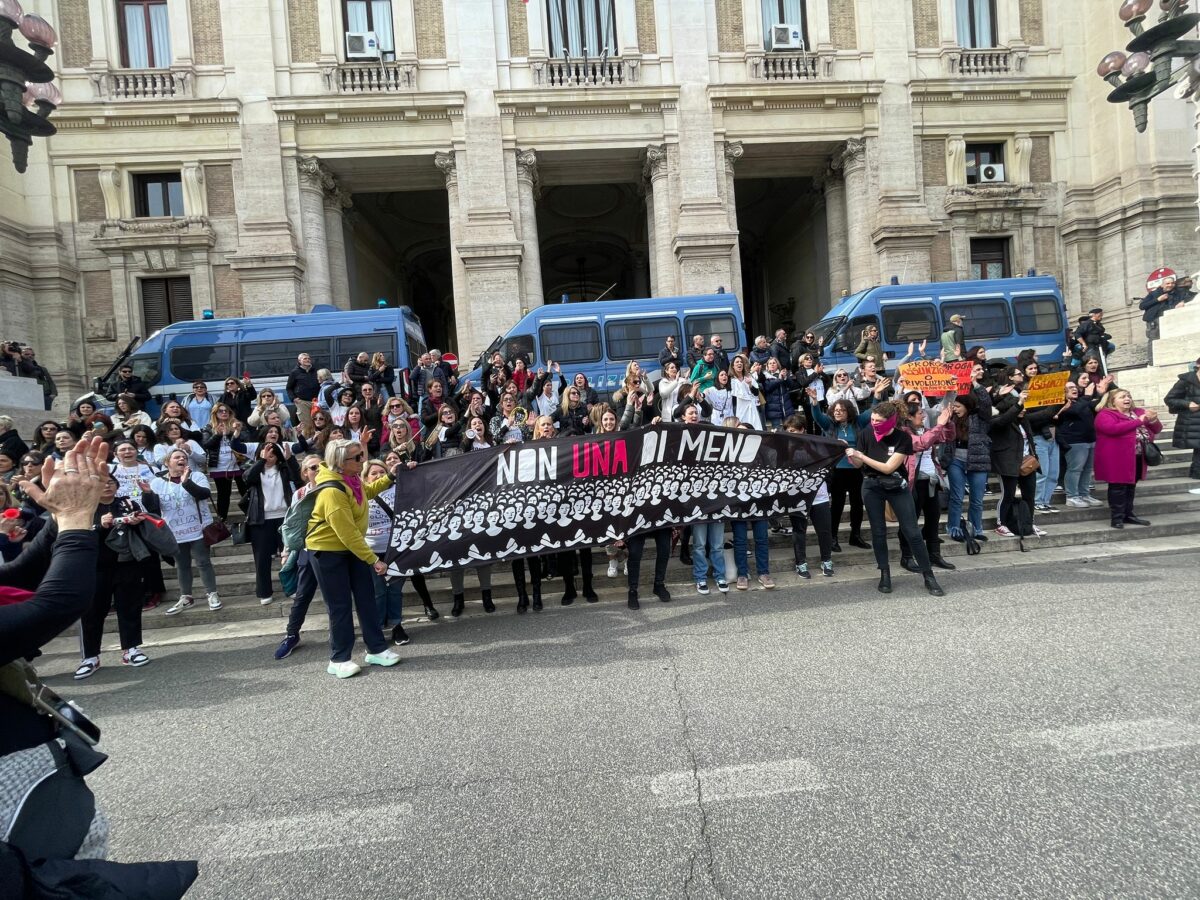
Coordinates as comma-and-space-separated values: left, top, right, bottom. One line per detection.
335, 336, 394, 368
170, 346, 235, 382
683, 315, 737, 351
126, 354, 161, 388
1013, 297, 1063, 335
605, 318, 680, 361
941, 301, 1010, 340
881, 305, 938, 344
539, 324, 602, 365
505, 335, 535, 366
840, 315, 879, 353
240, 339, 330, 378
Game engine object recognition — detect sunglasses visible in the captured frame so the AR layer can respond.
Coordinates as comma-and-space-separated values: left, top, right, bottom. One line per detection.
225, 381, 237, 386
304, 463, 320, 472
346, 452, 364, 462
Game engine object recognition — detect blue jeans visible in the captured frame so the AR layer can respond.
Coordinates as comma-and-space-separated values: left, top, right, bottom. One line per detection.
691, 521, 727, 583
372, 570, 404, 629
1033, 435, 1060, 506
730, 520, 770, 578
946, 457, 987, 537
1063, 442, 1095, 499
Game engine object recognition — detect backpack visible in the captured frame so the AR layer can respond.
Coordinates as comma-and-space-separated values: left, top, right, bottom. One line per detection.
279, 481, 345, 551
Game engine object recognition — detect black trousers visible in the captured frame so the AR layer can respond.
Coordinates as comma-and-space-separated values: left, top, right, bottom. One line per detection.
213, 474, 246, 520
789, 504, 833, 564
511, 558, 542, 595
312, 549, 387, 662
1107, 482, 1139, 523
285, 549, 319, 638
79, 562, 144, 657
1190, 448, 1200, 481
247, 517, 284, 599
627, 530, 670, 592
862, 478, 931, 574
557, 548, 594, 588
898, 479, 943, 558
829, 467, 864, 538
141, 552, 165, 596
997, 472, 1036, 534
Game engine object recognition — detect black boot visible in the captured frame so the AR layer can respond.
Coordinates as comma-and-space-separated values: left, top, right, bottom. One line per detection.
923, 572, 945, 597
680, 547, 693, 566
653, 582, 672, 603
481, 589, 495, 613
830, 539, 842, 553
899, 555, 921, 573
423, 602, 440, 621
561, 577, 577, 606
516, 584, 529, 614
532, 584, 543, 611
451, 593, 465, 617
928, 547, 956, 570
849, 532, 870, 550
878, 568, 892, 594
627, 590, 640, 610
582, 569, 599, 603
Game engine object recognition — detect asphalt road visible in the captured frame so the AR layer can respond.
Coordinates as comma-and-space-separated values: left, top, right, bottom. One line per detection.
37, 550, 1200, 899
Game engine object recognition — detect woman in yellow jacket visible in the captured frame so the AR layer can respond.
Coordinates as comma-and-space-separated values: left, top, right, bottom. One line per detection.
307, 438, 402, 678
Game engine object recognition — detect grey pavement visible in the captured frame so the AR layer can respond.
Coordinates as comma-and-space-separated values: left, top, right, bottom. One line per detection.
36, 549, 1200, 899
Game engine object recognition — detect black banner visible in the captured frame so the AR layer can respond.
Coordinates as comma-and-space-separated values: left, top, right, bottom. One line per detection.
384, 423, 845, 576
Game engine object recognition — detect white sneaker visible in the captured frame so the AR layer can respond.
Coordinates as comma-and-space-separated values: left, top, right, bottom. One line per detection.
1032, 525, 1047, 537
1190, 487, 1200, 495
1066, 497, 1090, 508
622, 561, 628, 575
364, 648, 401, 667
258, 596, 274, 606
606, 560, 618, 578
206, 592, 222, 610
164, 596, 194, 616
1084, 496, 1104, 507
327, 660, 362, 679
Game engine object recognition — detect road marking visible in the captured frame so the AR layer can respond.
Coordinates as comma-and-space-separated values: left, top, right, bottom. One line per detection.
650, 758, 825, 807
1013, 718, 1200, 759
199, 802, 414, 860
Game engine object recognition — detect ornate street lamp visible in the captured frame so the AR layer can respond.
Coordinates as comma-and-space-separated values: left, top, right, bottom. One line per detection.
1097, 0, 1200, 132
0, 0, 60, 173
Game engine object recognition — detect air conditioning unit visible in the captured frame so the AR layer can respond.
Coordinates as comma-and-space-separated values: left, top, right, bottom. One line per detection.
767, 24, 804, 51
979, 163, 1006, 183
345, 31, 380, 59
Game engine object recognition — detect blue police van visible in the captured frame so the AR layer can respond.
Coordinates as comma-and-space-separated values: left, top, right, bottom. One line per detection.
806, 275, 1068, 371
96, 304, 427, 417
465, 294, 746, 398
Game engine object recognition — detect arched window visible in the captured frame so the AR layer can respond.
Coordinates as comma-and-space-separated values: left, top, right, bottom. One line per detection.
546, 0, 618, 57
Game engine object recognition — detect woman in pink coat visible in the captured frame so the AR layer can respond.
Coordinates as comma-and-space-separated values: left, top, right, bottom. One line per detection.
1094, 388, 1163, 529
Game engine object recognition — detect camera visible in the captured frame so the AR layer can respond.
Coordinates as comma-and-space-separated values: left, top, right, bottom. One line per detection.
115, 513, 141, 526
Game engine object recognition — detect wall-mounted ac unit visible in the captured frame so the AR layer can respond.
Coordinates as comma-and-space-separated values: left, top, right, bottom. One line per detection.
346, 31, 380, 59
767, 24, 803, 51
979, 163, 1006, 183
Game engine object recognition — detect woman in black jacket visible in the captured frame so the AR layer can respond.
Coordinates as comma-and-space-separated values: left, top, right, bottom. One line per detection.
989, 374, 1044, 539
202, 403, 249, 520
1164, 355, 1200, 487
553, 384, 592, 434
219, 375, 256, 425
1056, 380, 1101, 508
242, 443, 299, 605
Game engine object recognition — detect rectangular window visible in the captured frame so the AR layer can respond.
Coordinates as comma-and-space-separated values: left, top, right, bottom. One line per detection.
604, 317, 680, 362
240, 340, 331, 379
170, 346, 235, 383
837, 314, 879, 354
546, 0, 618, 57
133, 172, 184, 217
140, 277, 192, 334
881, 304, 938, 345
955, 0, 997, 48
1013, 297, 1063, 335
761, 0, 809, 49
334, 336, 395, 369
343, 0, 395, 56
539, 323, 602, 365
969, 237, 1010, 280
941, 300, 1011, 341
118, 0, 171, 69
965, 143, 1005, 185
683, 315, 738, 353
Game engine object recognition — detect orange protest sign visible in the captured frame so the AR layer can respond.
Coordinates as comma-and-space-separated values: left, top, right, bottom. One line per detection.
899, 361, 974, 397
1025, 371, 1071, 408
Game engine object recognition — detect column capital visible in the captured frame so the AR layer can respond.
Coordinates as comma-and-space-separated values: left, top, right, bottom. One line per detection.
643, 143, 668, 182
323, 185, 352, 212
723, 140, 744, 175
434, 151, 458, 188
816, 165, 844, 193
833, 138, 867, 174
296, 155, 329, 191
516, 148, 541, 197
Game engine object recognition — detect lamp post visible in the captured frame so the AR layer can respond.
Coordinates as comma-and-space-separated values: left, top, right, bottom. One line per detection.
0, 0, 59, 173
1097, 0, 1200, 132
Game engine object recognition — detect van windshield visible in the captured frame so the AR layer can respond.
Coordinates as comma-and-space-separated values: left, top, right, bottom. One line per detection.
804, 317, 844, 348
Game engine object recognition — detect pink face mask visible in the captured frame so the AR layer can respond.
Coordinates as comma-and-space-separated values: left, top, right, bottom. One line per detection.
871, 414, 897, 441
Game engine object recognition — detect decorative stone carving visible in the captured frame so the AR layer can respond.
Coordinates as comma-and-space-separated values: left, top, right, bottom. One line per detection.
434, 151, 458, 187
515, 149, 540, 197
94, 216, 213, 238
97, 167, 122, 219
643, 144, 668, 182
946, 135, 966, 186
723, 140, 744, 175
182, 163, 206, 216
296, 155, 328, 189
834, 138, 866, 173
1013, 133, 1033, 184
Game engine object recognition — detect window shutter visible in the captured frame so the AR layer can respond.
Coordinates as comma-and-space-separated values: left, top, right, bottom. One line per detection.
141, 278, 170, 332
167, 277, 193, 323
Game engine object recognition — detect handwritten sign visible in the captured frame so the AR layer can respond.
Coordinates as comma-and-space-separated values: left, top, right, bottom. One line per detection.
1025, 371, 1072, 408
898, 361, 974, 397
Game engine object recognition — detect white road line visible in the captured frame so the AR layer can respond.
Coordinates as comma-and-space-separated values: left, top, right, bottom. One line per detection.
1012, 718, 1200, 759
650, 758, 825, 807
199, 802, 414, 860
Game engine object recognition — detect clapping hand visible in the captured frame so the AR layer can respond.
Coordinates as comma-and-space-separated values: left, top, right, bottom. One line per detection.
22, 434, 109, 531
937, 404, 954, 426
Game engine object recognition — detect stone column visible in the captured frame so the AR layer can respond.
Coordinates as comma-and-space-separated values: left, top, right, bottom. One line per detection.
836, 138, 873, 292
296, 157, 332, 306
644, 145, 675, 295
723, 141, 745, 302
644, 188, 659, 295
515, 149, 544, 309
323, 185, 352, 310
436, 151, 471, 354
821, 165, 850, 305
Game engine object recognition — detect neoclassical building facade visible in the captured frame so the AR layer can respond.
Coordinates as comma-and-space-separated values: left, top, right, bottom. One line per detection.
0, 0, 1196, 407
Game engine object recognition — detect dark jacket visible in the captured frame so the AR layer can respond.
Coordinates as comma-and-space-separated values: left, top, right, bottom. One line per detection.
412, 364, 448, 399
367, 364, 395, 397
344, 357, 371, 386
1, 428, 30, 463
219, 388, 254, 424
989, 396, 1033, 478
201, 427, 248, 471
553, 404, 592, 435
1024, 404, 1057, 441
658, 345, 683, 372
952, 385, 994, 473
760, 373, 796, 422
1056, 396, 1099, 446
286, 365, 320, 402
18, 357, 56, 398
769, 339, 792, 370
242, 458, 299, 525
1074, 319, 1111, 350
110, 375, 151, 405
1139, 286, 1195, 322
1164, 369, 1200, 450
685, 345, 707, 370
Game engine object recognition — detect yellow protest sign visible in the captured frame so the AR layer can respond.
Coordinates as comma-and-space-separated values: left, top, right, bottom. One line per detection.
1025, 371, 1071, 408
898, 361, 973, 397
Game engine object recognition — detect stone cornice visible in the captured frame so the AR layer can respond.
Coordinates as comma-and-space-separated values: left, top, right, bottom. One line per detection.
274, 92, 465, 125
708, 80, 882, 107
910, 76, 1074, 104
498, 85, 679, 117
52, 99, 241, 130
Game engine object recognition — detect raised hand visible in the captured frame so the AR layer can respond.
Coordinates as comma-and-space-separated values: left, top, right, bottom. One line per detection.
23, 434, 109, 531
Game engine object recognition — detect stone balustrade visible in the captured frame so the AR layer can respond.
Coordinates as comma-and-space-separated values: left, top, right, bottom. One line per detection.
331, 61, 419, 93
544, 56, 629, 87
93, 69, 189, 100
951, 48, 1015, 76
753, 51, 820, 81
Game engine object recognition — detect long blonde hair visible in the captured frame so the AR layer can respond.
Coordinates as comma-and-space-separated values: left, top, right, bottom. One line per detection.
1096, 389, 1132, 413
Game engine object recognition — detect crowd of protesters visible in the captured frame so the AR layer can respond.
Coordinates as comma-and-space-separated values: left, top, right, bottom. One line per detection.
0, 318, 1193, 681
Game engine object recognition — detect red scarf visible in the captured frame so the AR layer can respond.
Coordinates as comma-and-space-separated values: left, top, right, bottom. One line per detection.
0, 586, 35, 606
